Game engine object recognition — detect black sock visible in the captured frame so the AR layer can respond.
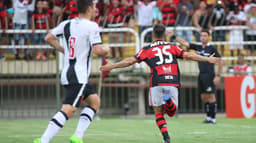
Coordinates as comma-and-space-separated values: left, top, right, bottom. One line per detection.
209, 102, 217, 119
204, 102, 210, 117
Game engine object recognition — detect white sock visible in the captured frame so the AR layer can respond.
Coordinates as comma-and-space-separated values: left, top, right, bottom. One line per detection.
41, 111, 68, 143
75, 106, 96, 138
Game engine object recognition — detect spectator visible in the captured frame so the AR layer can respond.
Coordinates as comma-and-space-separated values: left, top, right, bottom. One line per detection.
228, 0, 247, 11
6, 8, 16, 57
244, 0, 256, 15
226, 3, 245, 57
157, 0, 177, 27
137, 0, 156, 42
52, 0, 64, 26
172, 0, 180, 6
209, 0, 226, 55
31, 0, 50, 60
245, 3, 256, 57
94, 3, 101, 24
121, 0, 136, 28
0, 0, 7, 34
192, 1, 209, 42
42, 0, 53, 27
64, 0, 78, 19
3, 0, 12, 8
201, 0, 216, 10
176, 0, 194, 43
121, 0, 136, 54
152, 2, 162, 25
0, 0, 7, 39
6, 8, 14, 45
107, 0, 124, 58
94, 0, 105, 26
107, 0, 123, 27
0, 0, 7, 60
228, 54, 252, 75
13, 0, 35, 59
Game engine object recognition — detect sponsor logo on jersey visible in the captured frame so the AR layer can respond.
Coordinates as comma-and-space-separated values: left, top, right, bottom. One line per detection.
206, 86, 212, 92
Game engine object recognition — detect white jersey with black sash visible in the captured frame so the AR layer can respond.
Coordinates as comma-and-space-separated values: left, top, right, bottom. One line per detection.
51, 18, 102, 85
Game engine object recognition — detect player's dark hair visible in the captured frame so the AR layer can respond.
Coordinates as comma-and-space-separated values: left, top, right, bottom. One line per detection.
201, 29, 210, 35
153, 24, 166, 39
77, 0, 93, 14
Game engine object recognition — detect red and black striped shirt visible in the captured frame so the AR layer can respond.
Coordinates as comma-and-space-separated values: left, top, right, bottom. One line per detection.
65, 0, 78, 19
158, 1, 176, 26
135, 40, 184, 87
107, 5, 123, 25
32, 12, 49, 29
123, 0, 134, 15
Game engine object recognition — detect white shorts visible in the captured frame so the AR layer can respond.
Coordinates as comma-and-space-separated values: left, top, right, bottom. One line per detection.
229, 30, 243, 50
149, 86, 179, 107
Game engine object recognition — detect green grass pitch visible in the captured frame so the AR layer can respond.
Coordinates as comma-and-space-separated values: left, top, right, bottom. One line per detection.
0, 116, 255, 143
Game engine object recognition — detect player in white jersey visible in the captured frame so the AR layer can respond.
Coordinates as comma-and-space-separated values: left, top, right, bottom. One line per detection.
33, 0, 110, 143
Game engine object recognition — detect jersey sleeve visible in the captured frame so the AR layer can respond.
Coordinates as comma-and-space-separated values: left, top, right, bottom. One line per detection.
89, 23, 102, 46
189, 43, 199, 50
213, 46, 221, 57
134, 48, 147, 63
50, 20, 69, 37
173, 45, 184, 58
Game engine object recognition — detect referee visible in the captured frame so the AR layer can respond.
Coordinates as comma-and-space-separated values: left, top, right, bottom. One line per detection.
175, 29, 223, 124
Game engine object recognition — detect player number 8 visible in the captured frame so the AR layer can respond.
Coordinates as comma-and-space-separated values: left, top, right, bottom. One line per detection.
69, 37, 76, 59
152, 45, 173, 65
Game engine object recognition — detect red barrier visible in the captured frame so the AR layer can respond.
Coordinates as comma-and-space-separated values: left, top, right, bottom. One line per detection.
225, 76, 256, 118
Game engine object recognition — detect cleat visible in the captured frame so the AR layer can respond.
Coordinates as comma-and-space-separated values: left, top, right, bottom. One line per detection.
163, 138, 171, 143
70, 134, 84, 143
33, 138, 41, 143
203, 119, 216, 124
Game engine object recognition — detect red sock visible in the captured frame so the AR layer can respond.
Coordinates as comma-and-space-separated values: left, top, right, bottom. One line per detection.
164, 100, 177, 117
155, 112, 169, 140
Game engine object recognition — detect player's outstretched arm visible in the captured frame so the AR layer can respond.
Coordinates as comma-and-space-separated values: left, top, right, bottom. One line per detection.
100, 57, 137, 72
92, 45, 110, 56
183, 52, 220, 64
45, 33, 64, 53
175, 37, 190, 48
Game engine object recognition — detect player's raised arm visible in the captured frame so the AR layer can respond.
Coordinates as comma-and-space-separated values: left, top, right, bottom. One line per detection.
45, 32, 64, 53
183, 52, 220, 64
100, 57, 137, 71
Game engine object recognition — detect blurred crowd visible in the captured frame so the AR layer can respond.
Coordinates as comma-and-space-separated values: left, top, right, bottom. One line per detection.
0, 0, 256, 61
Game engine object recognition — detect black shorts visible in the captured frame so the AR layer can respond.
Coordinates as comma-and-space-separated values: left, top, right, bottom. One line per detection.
63, 84, 96, 107
198, 73, 216, 94
124, 14, 134, 23
245, 35, 256, 52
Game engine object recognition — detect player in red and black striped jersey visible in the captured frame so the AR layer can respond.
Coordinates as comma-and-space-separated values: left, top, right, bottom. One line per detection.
100, 23, 220, 143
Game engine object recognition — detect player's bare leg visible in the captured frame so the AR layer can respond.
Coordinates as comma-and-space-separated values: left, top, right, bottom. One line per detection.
153, 106, 170, 143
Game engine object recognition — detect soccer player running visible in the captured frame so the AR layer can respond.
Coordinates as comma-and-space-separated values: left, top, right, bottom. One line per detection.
175, 29, 223, 124
34, 0, 110, 143
100, 24, 220, 143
